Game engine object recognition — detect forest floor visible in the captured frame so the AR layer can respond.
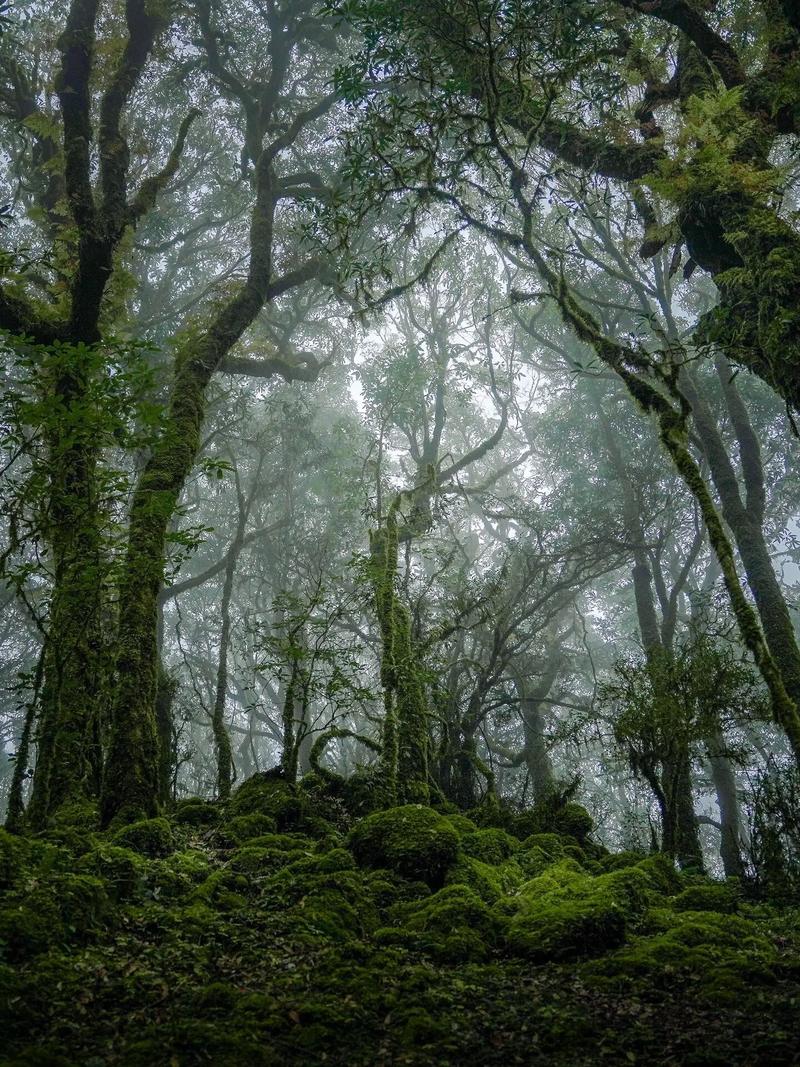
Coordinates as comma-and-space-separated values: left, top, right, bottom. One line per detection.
2, 773, 800, 1066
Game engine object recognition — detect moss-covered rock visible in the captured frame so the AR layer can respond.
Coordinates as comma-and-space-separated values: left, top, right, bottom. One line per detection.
446, 854, 523, 903
172, 798, 221, 827
216, 813, 278, 847
441, 813, 479, 835
228, 772, 306, 828
149, 849, 213, 899
512, 802, 595, 844
461, 828, 519, 866
263, 849, 379, 940
591, 909, 778, 995
672, 881, 741, 914
347, 805, 460, 887
377, 884, 502, 961
0, 871, 111, 961
113, 817, 174, 858
77, 844, 147, 901
504, 860, 651, 961
191, 869, 249, 911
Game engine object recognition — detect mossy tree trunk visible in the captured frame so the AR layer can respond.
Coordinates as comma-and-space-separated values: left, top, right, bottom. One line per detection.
682, 361, 800, 717
512, 644, 562, 805
369, 509, 430, 805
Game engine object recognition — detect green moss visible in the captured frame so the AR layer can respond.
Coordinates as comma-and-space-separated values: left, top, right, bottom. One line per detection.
378, 884, 502, 961
227, 844, 303, 876
76, 843, 147, 901
246, 832, 315, 852
0, 897, 61, 961
592, 910, 778, 995
263, 849, 379, 941
0, 828, 29, 890
192, 981, 239, 1013
113, 817, 174, 858
228, 772, 307, 829
461, 827, 519, 866
217, 813, 278, 847
149, 849, 212, 899
347, 805, 460, 887
672, 881, 741, 914
504, 860, 651, 961
634, 854, 682, 895
0, 871, 110, 961
441, 813, 479, 835
191, 869, 249, 911
172, 798, 221, 827
446, 854, 523, 903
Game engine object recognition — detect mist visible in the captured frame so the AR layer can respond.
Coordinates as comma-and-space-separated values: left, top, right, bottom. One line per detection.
1, 2, 799, 1064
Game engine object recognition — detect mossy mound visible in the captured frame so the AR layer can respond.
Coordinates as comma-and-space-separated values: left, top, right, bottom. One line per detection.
3, 778, 800, 1066
504, 860, 652, 960
377, 884, 502, 961
461, 827, 519, 866
112, 817, 174, 858
228, 771, 306, 826
173, 798, 221, 827
511, 802, 596, 846
347, 805, 460, 887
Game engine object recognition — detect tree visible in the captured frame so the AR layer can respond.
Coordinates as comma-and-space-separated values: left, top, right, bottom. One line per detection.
0, 0, 344, 824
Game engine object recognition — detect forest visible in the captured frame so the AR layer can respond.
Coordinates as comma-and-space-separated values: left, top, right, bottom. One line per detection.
1, 0, 800, 1063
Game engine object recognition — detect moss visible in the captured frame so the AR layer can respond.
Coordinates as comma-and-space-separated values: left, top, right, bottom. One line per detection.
172, 797, 221, 827
672, 881, 741, 914
228, 771, 307, 829
446, 854, 523, 903
592, 910, 778, 994
0, 897, 61, 961
441, 813, 479, 835
50, 798, 100, 831
112, 817, 174, 858
191, 869, 249, 911
0, 872, 110, 961
378, 884, 502, 961
347, 805, 460, 887
76, 843, 148, 901
227, 844, 304, 876
263, 850, 380, 941
635, 854, 682, 895
216, 813, 278, 847
461, 827, 519, 866
504, 860, 652, 961
599, 849, 648, 872
246, 832, 315, 852
0, 828, 29, 890
149, 849, 212, 899
192, 981, 240, 1013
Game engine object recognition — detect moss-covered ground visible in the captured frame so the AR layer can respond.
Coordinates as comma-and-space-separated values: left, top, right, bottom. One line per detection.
2, 773, 799, 1065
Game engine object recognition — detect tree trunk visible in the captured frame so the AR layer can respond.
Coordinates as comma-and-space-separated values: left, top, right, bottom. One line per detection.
155, 663, 177, 807
683, 364, 800, 717
369, 514, 429, 805
28, 365, 106, 827
707, 728, 745, 879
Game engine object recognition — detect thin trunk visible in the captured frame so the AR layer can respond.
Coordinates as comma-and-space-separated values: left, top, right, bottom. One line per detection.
593, 383, 703, 867
683, 364, 800, 716
707, 728, 745, 879
211, 540, 238, 801
5, 648, 44, 831
155, 663, 177, 807
369, 511, 429, 805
